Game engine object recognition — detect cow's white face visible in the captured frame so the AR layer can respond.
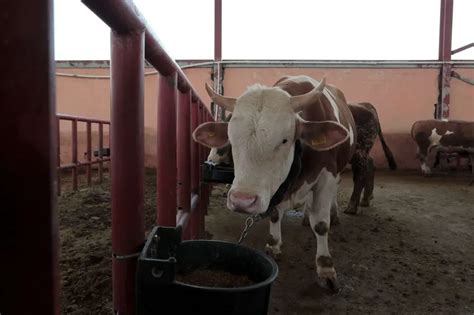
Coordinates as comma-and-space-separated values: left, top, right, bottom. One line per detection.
193, 78, 349, 214
226, 87, 296, 213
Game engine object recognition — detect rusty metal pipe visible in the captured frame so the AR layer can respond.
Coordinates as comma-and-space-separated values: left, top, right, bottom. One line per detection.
110, 30, 145, 314
157, 73, 178, 227
81, 0, 209, 97
190, 100, 201, 238
86, 122, 92, 186
0, 0, 59, 312
177, 91, 192, 239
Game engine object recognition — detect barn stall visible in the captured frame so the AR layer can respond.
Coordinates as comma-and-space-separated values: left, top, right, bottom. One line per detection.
1, 0, 474, 314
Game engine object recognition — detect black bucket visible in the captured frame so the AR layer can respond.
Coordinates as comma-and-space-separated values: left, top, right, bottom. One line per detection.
136, 226, 278, 315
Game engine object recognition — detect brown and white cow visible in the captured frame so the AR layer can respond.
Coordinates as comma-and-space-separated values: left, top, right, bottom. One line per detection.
207, 102, 398, 216
411, 119, 474, 174
193, 75, 356, 288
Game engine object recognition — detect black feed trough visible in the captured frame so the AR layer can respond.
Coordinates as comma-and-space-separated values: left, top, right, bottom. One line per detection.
201, 161, 234, 184
136, 226, 278, 315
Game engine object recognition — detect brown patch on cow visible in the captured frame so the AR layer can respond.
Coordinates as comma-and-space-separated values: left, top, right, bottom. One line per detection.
267, 235, 278, 246
317, 255, 333, 268
313, 221, 328, 235
272, 76, 356, 191
270, 208, 279, 223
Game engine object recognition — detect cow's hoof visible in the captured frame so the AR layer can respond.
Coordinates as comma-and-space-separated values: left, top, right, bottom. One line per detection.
265, 243, 282, 260
317, 267, 341, 293
343, 205, 360, 215
326, 277, 342, 293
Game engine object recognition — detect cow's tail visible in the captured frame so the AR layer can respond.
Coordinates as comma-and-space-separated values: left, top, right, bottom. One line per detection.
378, 126, 397, 170
367, 103, 397, 170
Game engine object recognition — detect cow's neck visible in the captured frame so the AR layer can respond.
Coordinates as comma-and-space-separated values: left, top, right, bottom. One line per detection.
267, 140, 303, 210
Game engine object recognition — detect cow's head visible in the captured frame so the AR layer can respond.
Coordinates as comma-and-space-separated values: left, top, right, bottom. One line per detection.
193, 78, 349, 214
207, 114, 233, 166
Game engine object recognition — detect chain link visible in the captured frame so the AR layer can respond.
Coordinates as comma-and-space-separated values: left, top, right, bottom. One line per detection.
237, 214, 261, 244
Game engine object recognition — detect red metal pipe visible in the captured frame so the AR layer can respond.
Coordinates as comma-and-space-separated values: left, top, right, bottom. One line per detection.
57, 118, 61, 196
439, 0, 453, 61
0, 0, 59, 312
86, 122, 92, 186
81, 0, 207, 97
214, 0, 222, 61
190, 100, 201, 238
72, 119, 78, 190
57, 113, 111, 125
437, 0, 453, 120
110, 30, 145, 314
157, 73, 178, 227
99, 122, 104, 183
177, 91, 192, 239
452, 42, 474, 55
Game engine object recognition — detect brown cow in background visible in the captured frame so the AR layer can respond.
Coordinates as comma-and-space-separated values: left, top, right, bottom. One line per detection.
411, 119, 474, 174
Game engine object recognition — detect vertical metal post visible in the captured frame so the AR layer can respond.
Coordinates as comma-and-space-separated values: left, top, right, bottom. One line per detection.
157, 73, 178, 227
177, 91, 192, 239
87, 122, 92, 186
214, 0, 222, 62
99, 122, 104, 182
437, 0, 453, 120
0, 0, 59, 313
212, 0, 225, 120
190, 98, 201, 239
72, 119, 78, 190
110, 29, 145, 314
198, 103, 209, 234
57, 118, 61, 196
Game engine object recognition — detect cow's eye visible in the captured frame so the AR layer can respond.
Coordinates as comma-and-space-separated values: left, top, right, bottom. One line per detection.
282, 139, 288, 144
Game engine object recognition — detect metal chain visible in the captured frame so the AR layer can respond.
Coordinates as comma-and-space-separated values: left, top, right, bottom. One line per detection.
237, 214, 262, 244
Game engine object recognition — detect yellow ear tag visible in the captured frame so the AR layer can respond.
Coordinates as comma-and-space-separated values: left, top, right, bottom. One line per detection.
311, 135, 326, 146
208, 132, 215, 138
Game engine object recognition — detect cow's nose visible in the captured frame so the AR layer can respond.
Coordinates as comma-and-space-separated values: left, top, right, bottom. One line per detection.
229, 191, 258, 211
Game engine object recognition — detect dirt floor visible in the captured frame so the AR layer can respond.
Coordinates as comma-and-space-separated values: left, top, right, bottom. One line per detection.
58, 169, 157, 314
58, 169, 474, 314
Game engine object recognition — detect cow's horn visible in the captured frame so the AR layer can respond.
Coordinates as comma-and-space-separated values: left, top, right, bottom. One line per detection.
290, 78, 326, 112
205, 83, 236, 112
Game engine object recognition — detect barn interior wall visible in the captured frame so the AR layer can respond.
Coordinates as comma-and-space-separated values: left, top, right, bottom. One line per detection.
56, 66, 474, 170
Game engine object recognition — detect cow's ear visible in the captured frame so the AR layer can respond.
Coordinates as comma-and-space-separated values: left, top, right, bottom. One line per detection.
193, 122, 229, 148
298, 120, 349, 151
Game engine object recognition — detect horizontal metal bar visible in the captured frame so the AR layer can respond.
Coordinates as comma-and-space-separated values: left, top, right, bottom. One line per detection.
57, 59, 474, 70
220, 60, 474, 69
57, 113, 110, 124
59, 158, 111, 170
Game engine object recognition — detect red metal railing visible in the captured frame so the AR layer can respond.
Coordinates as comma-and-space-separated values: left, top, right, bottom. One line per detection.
56, 114, 111, 195
81, 0, 213, 313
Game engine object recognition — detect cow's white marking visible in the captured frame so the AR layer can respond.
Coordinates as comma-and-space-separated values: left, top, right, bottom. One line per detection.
421, 162, 431, 174
445, 130, 454, 135
323, 89, 341, 123
266, 207, 285, 255
287, 75, 341, 122
348, 125, 354, 145
429, 128, 442, 146
308, 168, 338, 278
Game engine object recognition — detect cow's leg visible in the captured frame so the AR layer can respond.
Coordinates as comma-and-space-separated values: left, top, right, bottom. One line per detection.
265, 205, 286, 257
360, 156, 375, 207
309, 170, 339, 290
344, 152, 367, 215
301, 192, 312, 227
330, 187, 340, 225
416, 144, 431, 174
